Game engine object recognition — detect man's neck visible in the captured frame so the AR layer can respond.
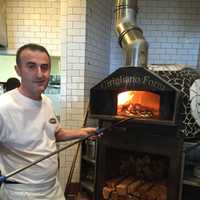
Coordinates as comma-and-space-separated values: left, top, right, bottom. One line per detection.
18, 87, 42, 101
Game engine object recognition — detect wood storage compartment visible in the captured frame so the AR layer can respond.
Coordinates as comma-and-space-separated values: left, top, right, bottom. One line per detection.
89, 66, 184, 200
94, 122, 183, 200
103, 178, 167, 200
102, 149, 169, 200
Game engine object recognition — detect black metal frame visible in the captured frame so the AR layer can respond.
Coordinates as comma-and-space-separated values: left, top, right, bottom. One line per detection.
89, 66, 183, 200
95, 120, 184, 200
90, 67, 181, 124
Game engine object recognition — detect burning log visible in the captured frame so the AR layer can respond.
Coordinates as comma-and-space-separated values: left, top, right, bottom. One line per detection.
118, 103, 155, 118
117, 91, 160, 118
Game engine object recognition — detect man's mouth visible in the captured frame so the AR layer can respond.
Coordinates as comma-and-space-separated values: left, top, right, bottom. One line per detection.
34, 80, 45, 83
34, 80, 46, 86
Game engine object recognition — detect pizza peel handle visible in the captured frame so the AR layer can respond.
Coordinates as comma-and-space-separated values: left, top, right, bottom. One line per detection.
0, 127, 106, 184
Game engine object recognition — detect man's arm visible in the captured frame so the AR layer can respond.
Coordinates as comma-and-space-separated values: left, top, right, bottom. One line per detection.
55, 127, 96, 142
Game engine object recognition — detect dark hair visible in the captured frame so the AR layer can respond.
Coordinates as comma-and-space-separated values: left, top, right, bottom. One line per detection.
6, 77, 20, 91
16, 43, 50, 66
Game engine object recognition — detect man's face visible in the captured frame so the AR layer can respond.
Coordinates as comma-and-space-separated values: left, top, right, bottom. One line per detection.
15, 49, 51, 100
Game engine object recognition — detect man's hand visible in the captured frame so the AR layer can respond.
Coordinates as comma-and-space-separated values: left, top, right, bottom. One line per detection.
80, 127, 103, 140
56, 127, 102, 142
79, 127, 97, 137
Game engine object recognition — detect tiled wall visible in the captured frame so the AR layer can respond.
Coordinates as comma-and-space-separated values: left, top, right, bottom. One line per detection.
4, 0, 106, 191
6, 0, 60, 56
59, 0, 112, 190
85, 0, 112, 95
59, 0, 87, 189
0, 0, 7, 46
5, 0, 86, 190
110, 0, 200, 72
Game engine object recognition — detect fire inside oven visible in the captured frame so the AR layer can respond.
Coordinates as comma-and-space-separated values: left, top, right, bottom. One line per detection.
103, 148, 169, 200
90, 67, 180, 122
117, 91, 160, 118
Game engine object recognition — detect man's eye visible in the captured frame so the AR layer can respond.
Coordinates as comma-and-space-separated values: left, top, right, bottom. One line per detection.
41, 64, 49, 71
27, 64, 36, 69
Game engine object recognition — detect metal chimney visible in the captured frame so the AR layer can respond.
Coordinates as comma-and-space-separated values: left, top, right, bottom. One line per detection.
114, 0, 148, 67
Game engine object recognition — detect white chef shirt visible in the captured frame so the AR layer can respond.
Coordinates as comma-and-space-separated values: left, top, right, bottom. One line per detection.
0, 88, 60, 185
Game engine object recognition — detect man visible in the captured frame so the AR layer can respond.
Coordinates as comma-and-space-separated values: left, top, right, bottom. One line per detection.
0, 43, 96, 200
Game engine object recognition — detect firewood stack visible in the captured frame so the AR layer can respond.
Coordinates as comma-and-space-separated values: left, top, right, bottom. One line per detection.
102, 177, 167, 200
103, 154, 168, 200
119, 155, 168, 181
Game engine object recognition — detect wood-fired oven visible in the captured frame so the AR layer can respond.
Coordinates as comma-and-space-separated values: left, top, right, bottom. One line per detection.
89, 66, 184, 200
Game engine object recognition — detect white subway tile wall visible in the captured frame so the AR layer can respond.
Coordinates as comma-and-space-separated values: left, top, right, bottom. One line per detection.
110, 0, 200, 72
59, 0, 113, 189
85, 0, 112, 95
59, 0, 87, 190
6, 0, 60, 56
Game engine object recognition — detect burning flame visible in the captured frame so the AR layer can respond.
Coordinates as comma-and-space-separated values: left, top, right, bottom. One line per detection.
118, 91, 135, 105
117, 91, 160, 118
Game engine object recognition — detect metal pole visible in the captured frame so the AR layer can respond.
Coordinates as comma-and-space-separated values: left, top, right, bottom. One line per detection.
0, 133, 96, 183
0, 117, 132, 183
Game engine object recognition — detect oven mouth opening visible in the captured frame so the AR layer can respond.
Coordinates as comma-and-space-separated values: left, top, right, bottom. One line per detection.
117, 90, 160, 119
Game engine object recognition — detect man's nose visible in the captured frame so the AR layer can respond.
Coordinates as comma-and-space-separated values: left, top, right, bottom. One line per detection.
36, 66, 43, 77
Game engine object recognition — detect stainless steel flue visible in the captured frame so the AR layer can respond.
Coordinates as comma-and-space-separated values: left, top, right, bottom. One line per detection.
114, 0, 148, 67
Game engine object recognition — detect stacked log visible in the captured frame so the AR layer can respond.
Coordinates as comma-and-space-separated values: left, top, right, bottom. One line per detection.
102, 177, 167, 200
143, 184, 167, 200
119, 154, 168, 181
116, 177, 135, 196
103, 177, 125, 199
128, 180, 143, 194
130, 182, 153, 199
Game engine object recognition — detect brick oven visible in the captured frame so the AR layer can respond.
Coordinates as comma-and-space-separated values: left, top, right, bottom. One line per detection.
89, 66, 184, 200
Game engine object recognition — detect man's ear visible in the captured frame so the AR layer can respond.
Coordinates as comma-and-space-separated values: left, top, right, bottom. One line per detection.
15, 65, 21, 77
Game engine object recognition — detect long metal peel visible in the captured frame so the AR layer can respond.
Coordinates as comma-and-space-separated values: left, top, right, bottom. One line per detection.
0, 117, 132, 183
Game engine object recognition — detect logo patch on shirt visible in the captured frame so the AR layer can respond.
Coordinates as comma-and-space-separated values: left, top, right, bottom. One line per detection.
49, 118, 57, 124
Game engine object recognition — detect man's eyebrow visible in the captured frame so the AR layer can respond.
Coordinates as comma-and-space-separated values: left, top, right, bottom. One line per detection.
26, 62, 49, 66
26, 61, 36, 65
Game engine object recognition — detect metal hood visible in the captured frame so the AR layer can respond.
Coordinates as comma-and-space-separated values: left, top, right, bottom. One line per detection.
114, 0, 148, 67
